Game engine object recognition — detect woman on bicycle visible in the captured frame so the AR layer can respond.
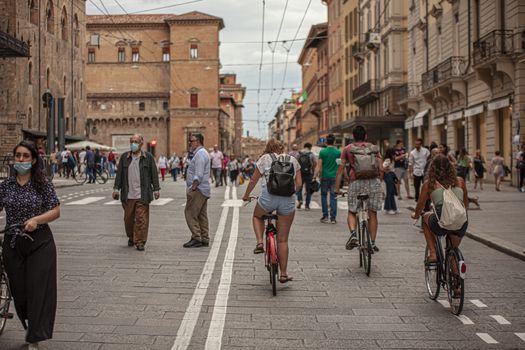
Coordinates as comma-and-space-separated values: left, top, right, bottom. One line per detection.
242, 139, 302, 283
0, 141, 60, 349
411, 154, 468, 263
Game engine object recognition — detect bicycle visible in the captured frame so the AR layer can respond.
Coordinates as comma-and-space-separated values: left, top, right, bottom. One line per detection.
340, 191, 373, 276
244, 196, 279, 296
424, 231, 466, 315
0, 224, 29, 336
72, 165, 109, 185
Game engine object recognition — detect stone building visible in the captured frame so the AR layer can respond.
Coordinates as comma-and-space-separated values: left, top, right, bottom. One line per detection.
85, 12, 225, 156
0, 0, 87, 155
402, 0, 525, 184
241, 136, 266, 159
219, 73, 246, 157
342, 0, 360, 129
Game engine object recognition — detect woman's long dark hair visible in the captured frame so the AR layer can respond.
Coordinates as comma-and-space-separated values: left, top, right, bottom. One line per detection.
13, 140, 47, 194
384, 148, 395, 162
427, 154, 457, 191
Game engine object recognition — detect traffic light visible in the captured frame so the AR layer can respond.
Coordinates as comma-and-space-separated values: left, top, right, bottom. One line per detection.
151, 139, 157, 147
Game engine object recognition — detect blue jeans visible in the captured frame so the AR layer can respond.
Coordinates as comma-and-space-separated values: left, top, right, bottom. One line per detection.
383, 172, 397, 211
296, 173, 313, 207
321, 178, 337, 219
171, 168, 178, 181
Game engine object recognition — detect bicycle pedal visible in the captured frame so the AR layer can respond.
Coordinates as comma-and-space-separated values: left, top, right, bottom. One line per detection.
3, 312, 14, 319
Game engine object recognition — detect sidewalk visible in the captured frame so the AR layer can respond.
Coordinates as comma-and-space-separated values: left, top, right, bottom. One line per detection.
51, 177, 84, 188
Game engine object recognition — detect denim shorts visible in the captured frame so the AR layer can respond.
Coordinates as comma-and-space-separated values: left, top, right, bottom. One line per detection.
258, 187, 296, 216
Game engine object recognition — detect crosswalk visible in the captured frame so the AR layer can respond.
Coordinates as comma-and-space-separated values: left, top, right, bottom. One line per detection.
65, 196, 176, 206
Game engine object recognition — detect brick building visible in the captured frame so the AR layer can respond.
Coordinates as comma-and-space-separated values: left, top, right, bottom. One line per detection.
219, 73, 246, 157
85, 12, 225, 156
241, 136, 266, 159
0, 0, 87, 156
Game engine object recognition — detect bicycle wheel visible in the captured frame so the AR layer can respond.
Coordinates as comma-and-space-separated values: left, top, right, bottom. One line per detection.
0, 272, 12, 336
270, 263, 278, 296
74, 167, 87, 184
358, 224, 363, 267
446, 249, 465, 315
96, 170, 109, 184
360, 221, 372, 276
424, 246, 441, 300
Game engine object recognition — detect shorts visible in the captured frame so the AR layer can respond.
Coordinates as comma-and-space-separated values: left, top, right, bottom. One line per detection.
394, 167, 407, 180
348, 178, 383, 213
428, 206, 468, 238
258, 187, 296, 216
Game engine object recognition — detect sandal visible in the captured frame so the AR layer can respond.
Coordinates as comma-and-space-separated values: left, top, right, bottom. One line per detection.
279, 275, 293, 283
253, 243, 264, 254
425, 256, 438, 266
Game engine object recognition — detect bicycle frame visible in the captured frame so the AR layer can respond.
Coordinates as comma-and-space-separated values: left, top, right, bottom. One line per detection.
264, 218, 278, 268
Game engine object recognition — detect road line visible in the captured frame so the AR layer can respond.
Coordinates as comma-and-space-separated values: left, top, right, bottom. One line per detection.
438, 299, 450, 308
205, 187, 239, 350
65, 197, 105, 205
476, 333, 498, 344
309, 201, 321, 209
104, 200, 121, 205
151, 198, 174, 206
470, 299, 487, 308
455, 315, 474, 325
516, 333, 525, 342
490, 315, 511, 325
338, 201, 348, 210
171, 186, 231, 350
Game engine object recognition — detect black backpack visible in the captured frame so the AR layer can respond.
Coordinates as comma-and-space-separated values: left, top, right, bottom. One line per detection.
267, 154, 295, 197
297, 151, 313, 175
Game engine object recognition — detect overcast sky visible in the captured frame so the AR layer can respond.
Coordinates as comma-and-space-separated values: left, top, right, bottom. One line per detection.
86, 0, 327, 139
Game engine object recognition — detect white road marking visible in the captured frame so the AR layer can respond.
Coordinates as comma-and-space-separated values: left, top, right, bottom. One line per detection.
338, 201, 348, 210
516, 333, 525, 342
455, 315, 474, 325
66, 197, 105, 205
171, 186, 231, 350
470, 299, 487, 308
476, 333, 498, 344
104, 200, 121, 205
222, 199, 243, 207
309, 201, 320, 209
151, 198, 174, 206
205, 187, 239, 350
181, 203, 186, 207
490, 315, 511, 325
438, 300, 450, 308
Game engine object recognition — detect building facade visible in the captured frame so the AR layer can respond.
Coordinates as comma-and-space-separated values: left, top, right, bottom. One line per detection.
241, 136, 266, 159
402, 0, 525, 184
219, 73, 246, 157
0, 0, 86, 156
85, 12, 224, 156
342, 0, 360, 128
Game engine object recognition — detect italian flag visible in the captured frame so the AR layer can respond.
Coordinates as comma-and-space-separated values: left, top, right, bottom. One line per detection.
296, 91, 308, 106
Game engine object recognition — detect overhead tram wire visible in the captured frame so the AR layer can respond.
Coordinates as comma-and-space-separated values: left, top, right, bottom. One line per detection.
127, 0, 204, 14
265, 0, 313, 120
256, 0, 266, 135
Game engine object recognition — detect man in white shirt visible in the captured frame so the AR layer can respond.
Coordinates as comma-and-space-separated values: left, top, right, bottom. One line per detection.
209, 145, 224, 187
409, 138, 430, 202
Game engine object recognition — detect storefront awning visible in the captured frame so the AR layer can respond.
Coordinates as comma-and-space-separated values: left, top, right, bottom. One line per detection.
488, 97, 510, 111
413, 109, 430, 128
404, 116, 414, 129
464, 104, 484, 118
448, 110, 463, 121
432, 116, 446, 126
22, 129, 84, 142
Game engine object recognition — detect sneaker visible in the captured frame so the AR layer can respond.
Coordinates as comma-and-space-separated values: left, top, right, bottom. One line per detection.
345, 234, 358, 250
388, 210, 397, 215
136, 244, 145, 251
372, 244, 379, 252
305, 206, 310, 211
330, 218, 337, 224
28, 343, 39, 350
297, 201, 303, 209
127, 239, 134, 247
320, 216, 329, 223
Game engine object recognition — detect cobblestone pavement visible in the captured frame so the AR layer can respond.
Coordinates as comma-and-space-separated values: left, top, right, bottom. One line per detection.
0, 180, 524, 349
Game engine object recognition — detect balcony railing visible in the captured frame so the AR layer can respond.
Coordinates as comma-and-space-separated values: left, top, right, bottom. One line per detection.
473, 30, 514, 66
421, 56, 466, 92
0, 30, 30, 57
352, 79, 379, 105
398, 83, 421, 101
351, 43, 364, 59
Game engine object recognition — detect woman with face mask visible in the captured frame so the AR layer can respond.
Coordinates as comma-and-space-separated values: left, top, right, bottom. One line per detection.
0, 140, 60, 349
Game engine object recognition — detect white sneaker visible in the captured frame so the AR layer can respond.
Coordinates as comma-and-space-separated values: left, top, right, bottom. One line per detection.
28, 343, 39, 350
388, 210, 397, 215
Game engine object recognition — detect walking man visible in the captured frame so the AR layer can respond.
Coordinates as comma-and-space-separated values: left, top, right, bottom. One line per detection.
210, 144, 224, 187
113, 134, 160, 251
409, 138, 430, 202
184, 133, 211, 248
85, 146, 95, 184
296, 142, 316, 210
316, 134, 341, 224
393, 140, 413, 200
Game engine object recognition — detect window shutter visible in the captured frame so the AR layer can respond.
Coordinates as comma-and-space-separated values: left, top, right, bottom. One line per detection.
132, 47, 139, 54
88, 48, 95, 53
162, 47, 170, 54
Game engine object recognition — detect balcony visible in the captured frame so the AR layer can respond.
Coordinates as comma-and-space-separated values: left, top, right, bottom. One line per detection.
352, 79, 379, 106
421, 56, 466, 93
351, 42, 365, 61
473, 30, 513, 66
0, 31, 30, 57
398, 83, 421, 102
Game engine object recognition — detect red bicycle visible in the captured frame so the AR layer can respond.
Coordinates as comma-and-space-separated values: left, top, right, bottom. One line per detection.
245, 197, 280, 296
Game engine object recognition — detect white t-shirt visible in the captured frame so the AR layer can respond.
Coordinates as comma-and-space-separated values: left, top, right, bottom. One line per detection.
256, 153, 301, 190
409, 147, 430, 177
158, 156, 168, 169
79, 151, 86, 163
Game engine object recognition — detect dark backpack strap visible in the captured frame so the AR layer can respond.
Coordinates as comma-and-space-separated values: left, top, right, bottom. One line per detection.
284, 155, 290, 162
270, 153, 277, 162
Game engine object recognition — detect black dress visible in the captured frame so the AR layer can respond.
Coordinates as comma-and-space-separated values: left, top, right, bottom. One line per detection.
0, 177, 59, 343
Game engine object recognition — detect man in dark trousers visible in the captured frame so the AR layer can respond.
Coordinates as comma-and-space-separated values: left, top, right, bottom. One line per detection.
113, 134, 160, 251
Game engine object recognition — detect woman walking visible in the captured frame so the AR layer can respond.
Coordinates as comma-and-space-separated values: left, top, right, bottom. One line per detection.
473, 150, 485, 190
382, 148, 398, 214
0, 141, 60, 349
516, 145, 525, 192
491, 151, 505, 191
242, 139, 302, 283
456, 148, 471, 181
158, 154, 168, 182
228, 156, 241, 186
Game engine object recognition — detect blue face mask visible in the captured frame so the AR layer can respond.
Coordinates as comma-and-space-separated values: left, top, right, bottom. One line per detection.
14, 162, 32, 175
130, 143, 140, 153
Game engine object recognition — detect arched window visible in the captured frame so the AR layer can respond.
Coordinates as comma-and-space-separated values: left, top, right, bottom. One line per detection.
80, 81, 83, 100
73, 79, 76, 99
61, 7, 67, 41
46, 68, 50, 89
46, 1, 54, 34
28, 61, 32, 84
63, 75, 67, 95
29, 0, 38, 25
73, 14, 79, 47
28, 107, 33, 129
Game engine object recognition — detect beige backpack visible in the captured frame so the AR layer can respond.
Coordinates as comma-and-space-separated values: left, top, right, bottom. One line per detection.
433, 182, 467, 231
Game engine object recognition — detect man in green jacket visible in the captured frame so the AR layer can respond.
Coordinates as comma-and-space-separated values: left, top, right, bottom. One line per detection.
113, 134, 160, 251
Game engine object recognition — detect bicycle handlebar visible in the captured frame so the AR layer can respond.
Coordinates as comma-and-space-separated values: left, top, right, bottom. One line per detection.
243, 196, 259, 207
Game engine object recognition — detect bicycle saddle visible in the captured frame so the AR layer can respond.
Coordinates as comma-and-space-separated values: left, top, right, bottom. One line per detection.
262, 214, 278, 221
357, 193, 369, 201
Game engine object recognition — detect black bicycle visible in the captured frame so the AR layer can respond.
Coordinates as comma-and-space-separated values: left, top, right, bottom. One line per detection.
72, 165, 109, 185
424, 233, 466, 315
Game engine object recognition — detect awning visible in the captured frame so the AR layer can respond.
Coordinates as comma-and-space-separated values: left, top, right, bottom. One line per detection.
448, 110, 463, 121
404, 116, 414, 129
65, 140, 115, 151
432, 116, 446, 126
413, 109, 430, 128
464, 104, 484, 117
22, 129, 84, 142
488, 97, 510, 111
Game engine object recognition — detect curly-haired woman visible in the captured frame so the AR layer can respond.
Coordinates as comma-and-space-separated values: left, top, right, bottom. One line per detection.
410, 154, 468, 263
